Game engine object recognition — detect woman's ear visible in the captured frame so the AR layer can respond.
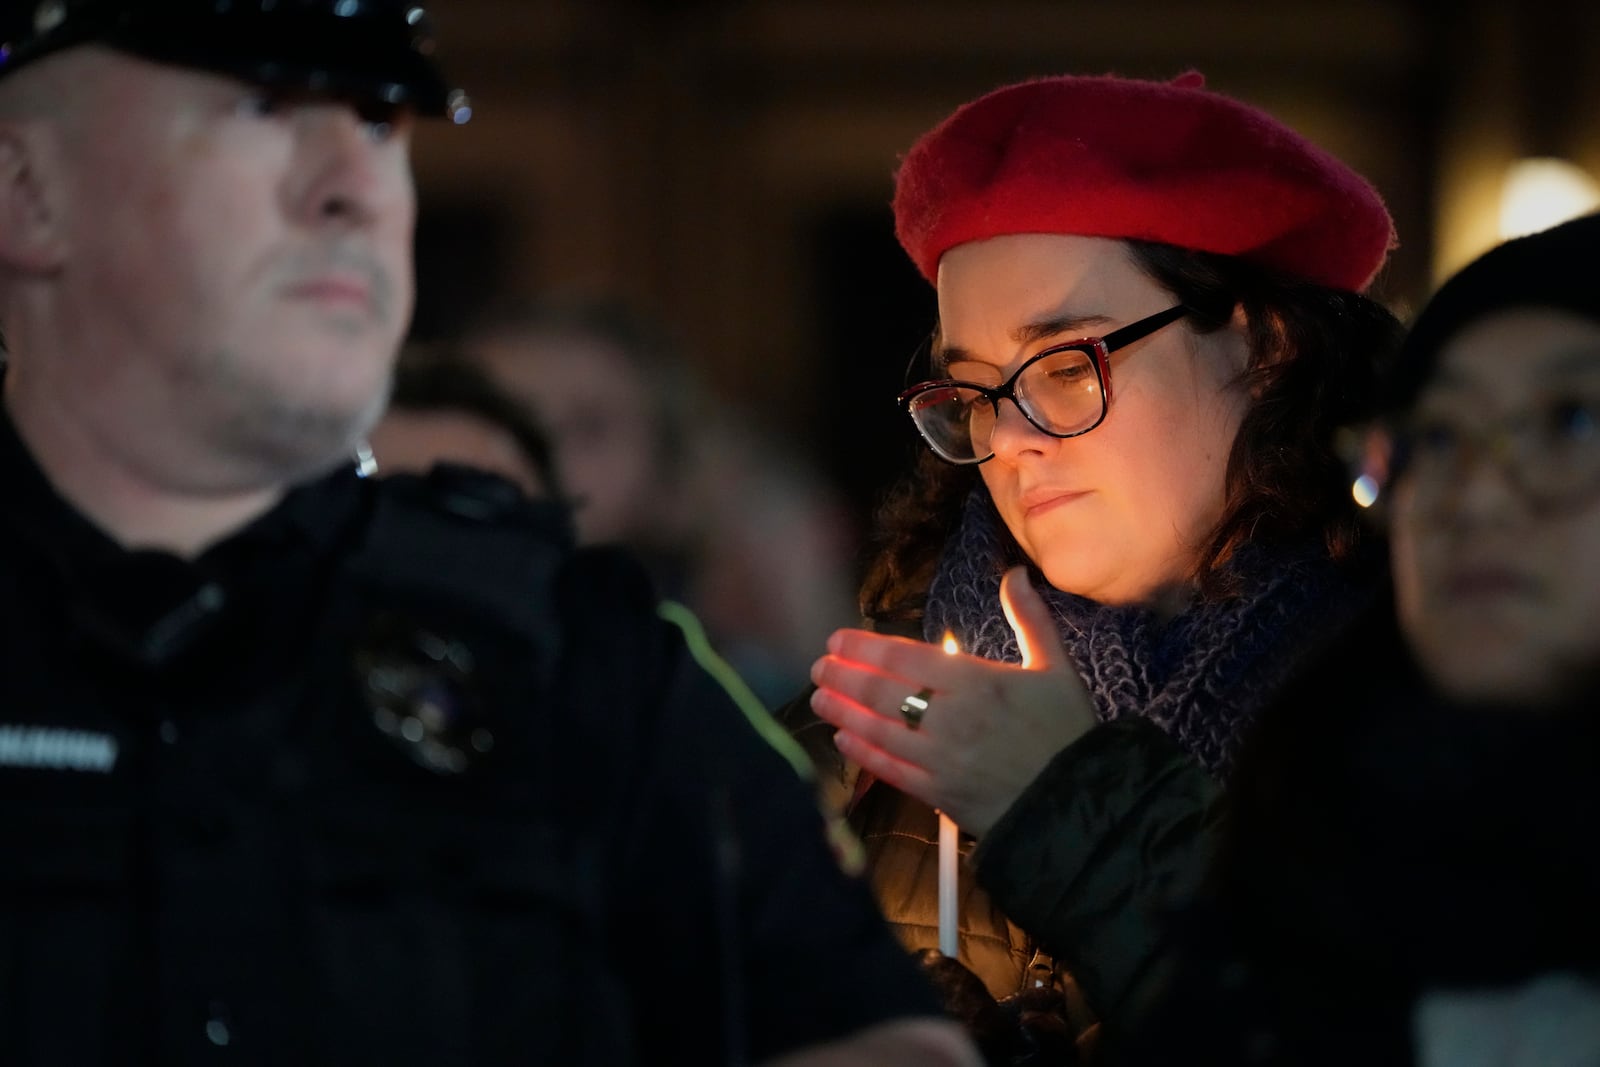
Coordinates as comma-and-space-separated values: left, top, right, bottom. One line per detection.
0, 123, 67, 273
1215, 300, 1256, 380
1230, 303, 1297, 394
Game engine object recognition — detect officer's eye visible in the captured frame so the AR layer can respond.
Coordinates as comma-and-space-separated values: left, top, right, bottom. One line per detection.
236, 90, 293, 120
357, 101, 410, 143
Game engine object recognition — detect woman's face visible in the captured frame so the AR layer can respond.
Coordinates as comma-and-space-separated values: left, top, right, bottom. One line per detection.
1392, 306, 1600, 706
936, 234, 1251, 605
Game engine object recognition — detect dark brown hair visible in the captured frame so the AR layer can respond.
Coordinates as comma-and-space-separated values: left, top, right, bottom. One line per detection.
858, 240, 1404, 624
388, 346, 564, 501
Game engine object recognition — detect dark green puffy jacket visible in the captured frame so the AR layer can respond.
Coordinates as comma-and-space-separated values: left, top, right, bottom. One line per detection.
784, 695, 1220, 1047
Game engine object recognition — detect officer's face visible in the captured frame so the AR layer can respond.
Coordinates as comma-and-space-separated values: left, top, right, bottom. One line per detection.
51, 49, 417, 489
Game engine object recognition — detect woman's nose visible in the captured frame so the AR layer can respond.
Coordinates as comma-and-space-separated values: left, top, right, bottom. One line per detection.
986, 397, 1048, 461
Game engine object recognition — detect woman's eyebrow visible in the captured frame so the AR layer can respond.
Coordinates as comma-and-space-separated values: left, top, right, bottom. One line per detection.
1011, 314, 1112, 347
934, 314, 1112, 365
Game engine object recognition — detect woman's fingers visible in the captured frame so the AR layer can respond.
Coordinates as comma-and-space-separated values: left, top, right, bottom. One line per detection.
807, 613, 1097, 828
810, 676, 943, 808
811, 649, 905, 708
810, 679, 931, 753
831, 729, 937, 802
824, 628, 964, 688
1000, 566, 1069, 671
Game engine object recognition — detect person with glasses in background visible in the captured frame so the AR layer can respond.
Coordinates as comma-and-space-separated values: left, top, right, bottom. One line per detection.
1120, 212, 1600, 1067
791, 71, 1403, 1059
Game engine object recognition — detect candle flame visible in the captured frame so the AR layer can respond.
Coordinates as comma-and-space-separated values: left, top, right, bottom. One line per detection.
942, 631, 959, 656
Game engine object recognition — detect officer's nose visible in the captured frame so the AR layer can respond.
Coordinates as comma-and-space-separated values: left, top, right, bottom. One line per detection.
293, 104, 415, 229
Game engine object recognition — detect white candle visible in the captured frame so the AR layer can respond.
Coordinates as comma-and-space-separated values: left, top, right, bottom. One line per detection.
938, 809, 959, 957
937, 631, 960, 958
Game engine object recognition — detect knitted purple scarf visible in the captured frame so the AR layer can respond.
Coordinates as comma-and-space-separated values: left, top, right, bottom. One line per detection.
923, 490, 1376, 777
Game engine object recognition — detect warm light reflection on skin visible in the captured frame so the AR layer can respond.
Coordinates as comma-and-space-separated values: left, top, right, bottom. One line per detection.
936, 234, 1250, 605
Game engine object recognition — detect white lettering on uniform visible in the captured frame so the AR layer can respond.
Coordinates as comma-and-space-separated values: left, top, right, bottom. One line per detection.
0, 725, 119, 773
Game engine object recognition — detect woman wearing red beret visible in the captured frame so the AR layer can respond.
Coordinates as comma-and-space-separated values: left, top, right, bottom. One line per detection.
794, 70, 1402, 1057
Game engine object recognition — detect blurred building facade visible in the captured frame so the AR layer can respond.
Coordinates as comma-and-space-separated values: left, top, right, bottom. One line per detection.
410, 0, 1600, 536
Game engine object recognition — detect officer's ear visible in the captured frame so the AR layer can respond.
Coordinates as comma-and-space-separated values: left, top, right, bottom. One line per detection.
0, 121, 67, 274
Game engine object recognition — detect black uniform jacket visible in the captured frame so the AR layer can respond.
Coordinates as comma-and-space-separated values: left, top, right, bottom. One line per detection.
0, 413, 936, 1066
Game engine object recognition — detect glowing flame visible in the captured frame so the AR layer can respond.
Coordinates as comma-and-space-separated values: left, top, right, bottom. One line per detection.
942, 631, 959, 656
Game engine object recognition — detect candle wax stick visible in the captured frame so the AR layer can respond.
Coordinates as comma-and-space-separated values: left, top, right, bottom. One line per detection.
937, 629, 961, 959
938, 810, 958, 958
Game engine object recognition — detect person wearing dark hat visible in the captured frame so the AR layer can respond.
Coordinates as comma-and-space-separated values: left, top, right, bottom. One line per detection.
794, 70, 1403, 1055
1379, 213, 1600, 711
0, 3, 980, 1065
1116, 214, 1600, 1065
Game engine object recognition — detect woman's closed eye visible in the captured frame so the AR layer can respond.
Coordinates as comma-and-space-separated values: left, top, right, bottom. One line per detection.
1043, 361, 1095, 385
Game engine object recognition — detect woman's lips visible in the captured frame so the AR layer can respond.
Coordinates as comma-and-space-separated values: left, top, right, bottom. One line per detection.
1020, 488, 1090, 518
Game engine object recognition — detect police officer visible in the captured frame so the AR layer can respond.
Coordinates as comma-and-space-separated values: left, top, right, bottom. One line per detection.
0, 2, 978, 1064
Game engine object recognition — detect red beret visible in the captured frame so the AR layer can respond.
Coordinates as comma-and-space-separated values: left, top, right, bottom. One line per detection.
892, 71, 1396, 293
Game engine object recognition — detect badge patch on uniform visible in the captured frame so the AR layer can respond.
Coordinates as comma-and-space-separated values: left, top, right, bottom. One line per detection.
354, 614, 497, 774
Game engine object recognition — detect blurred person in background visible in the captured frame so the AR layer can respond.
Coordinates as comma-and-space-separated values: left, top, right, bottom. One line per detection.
793, 71, 1402, 1061
465, 298, 692, 552
1121, 213, 1600, 1067
368, 346, 559, 498
465, 296, 858, 707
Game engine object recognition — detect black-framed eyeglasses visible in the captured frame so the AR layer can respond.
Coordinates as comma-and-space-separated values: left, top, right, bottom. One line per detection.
897, 304, 1192, 465
1343, 395, 1600, 515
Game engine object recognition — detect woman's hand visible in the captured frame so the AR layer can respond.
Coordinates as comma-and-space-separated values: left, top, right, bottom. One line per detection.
809, 566, 1097, 836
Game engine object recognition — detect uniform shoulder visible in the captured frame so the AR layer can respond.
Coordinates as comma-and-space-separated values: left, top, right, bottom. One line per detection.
373, 463, 575, 541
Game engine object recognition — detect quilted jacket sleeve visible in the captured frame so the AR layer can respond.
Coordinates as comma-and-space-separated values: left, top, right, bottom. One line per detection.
970, 718, 1221, 1027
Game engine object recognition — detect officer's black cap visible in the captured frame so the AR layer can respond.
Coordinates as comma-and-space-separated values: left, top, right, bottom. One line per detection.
0, 0, 468, 121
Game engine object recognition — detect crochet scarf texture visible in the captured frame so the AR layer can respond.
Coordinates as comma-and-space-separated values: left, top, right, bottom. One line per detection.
922, 490, 1375, 777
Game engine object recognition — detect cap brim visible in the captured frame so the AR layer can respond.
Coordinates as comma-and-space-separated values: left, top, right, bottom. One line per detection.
20, 7, 459, 117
